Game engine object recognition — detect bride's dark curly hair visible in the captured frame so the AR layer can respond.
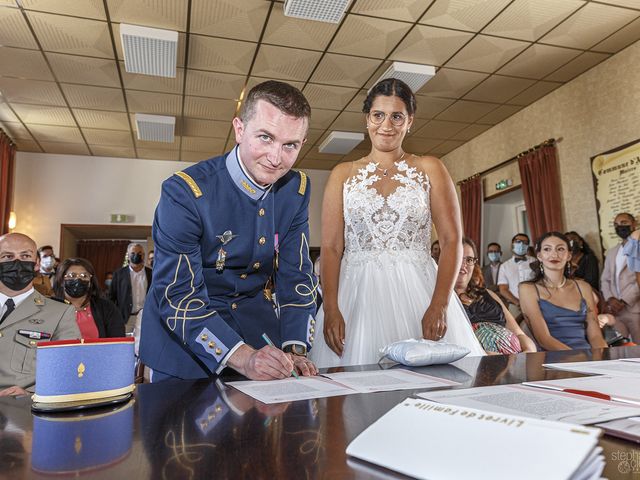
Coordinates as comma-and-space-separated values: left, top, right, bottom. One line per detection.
462, 236, 485, 300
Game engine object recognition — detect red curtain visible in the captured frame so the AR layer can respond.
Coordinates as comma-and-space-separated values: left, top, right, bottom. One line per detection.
0, 130, 16, 235
77, 240, 130, 291
460, 175, 483, 250
518, 144, 563, 242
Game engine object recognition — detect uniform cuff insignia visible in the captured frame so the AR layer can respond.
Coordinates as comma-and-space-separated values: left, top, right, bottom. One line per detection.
195, 328, 228, 362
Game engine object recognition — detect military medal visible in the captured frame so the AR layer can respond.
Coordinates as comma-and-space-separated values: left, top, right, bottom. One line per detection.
216, 247, 227, 272
215, 230, 238, 272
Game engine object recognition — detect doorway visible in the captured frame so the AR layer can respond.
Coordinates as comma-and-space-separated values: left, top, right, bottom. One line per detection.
482, 188, 531, 264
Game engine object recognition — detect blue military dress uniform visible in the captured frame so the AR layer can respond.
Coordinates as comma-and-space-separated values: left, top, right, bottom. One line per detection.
140, 147, 318, 379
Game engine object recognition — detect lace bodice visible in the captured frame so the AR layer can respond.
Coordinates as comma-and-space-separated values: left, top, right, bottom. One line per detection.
343, 160, 431, 255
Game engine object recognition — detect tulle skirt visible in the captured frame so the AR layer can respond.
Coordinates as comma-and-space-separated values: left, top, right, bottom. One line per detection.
309, 250, 486, 368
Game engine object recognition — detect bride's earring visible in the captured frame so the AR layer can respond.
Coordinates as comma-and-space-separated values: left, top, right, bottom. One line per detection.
407, 128, 411, 134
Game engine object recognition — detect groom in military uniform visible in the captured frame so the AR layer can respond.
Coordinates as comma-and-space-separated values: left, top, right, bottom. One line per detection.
140, 81, 318, 382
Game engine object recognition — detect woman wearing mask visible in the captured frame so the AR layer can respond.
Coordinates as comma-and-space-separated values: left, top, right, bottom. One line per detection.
519, 232, 607, 351
564, 231, 599, 290
54, 258, 125, 338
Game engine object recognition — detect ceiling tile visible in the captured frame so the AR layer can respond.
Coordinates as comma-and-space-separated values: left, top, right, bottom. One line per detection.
127, 91, 182, 115
0, 47, 53, 81
0, 78, 65, 105
21, 0, 107, 20
419, 0, 512, 31
190, 0, 268, 42
74, 109, 130, 130
482, 0, 585, 41
252, 44, 322, 81
507, 80, 562, 106
449, 123, 493, 141
328, 111, 366, 132
90, 145, 136, 158
345, 90, 368, 112
62, 84, 127, 111
189, 34, 255, 75
464, 75, 536, 103
0, 7, 38, 49
180, 150, 213, 162
112, 25, 186, 68
297, 159, 340, 170
302, 147, 344, 163
27, 11, 113, 58
244, 77, 305, 95
303, 84, 358, 110
307, 108, 340, 130
40, 141, 90, 155
262, 7, 338, 51
592, 15, 640, 53
402, 137, 442, 154
475, 104, 524, 124
436, 99, 499, 122
390, 25, 474, 65
137, 148, 180, 160
181, 136, 226, 152
185, 70, 244, 99
414, 96, 456, 119
0, 102, 19, 122
81, 128, 132, 146
0, 121, 33, 140
545, 51, 611, 82
540, 2, 639, 49
29, 124, 83, 143
433, 139, 465, 154
180, 118, 230, 138
47, 53, 120, 87
122, 64, 184, 94
11, 104, 75, 125
329, 15, 412, 59
445, 35, 530, 73
497, 44, 581, 79
413, 119, 469, 139
341, 148, 370, 163
418, 68, 489, 98
595, 0, 640, 6
303, 128, 324, 147
135, 137, 178, 150
352, 0, 434, 22
309, 54, 381, 88
183, 96, 237, 120
15, 139, 42, 152
107, 0, 188, 31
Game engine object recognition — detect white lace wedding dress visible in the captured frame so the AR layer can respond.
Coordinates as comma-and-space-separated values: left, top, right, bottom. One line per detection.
310, 160, 485, 368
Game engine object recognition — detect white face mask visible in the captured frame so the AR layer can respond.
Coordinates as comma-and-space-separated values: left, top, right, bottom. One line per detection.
41, 256, 55, 269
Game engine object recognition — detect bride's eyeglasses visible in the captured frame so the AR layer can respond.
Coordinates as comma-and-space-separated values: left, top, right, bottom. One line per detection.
368, 111, 407, 126
462, 256, 478, 266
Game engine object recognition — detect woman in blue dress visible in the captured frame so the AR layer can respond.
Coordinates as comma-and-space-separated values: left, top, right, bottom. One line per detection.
519, 232, 607, 351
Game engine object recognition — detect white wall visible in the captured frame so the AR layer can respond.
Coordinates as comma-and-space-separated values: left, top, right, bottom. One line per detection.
13, 152, 330, 252
482, 189, 525, 264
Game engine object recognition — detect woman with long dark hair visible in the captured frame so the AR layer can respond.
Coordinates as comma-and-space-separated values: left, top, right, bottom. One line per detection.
519, 232, 606, 351
54, 258, 125, 338
564, 231, 599, 290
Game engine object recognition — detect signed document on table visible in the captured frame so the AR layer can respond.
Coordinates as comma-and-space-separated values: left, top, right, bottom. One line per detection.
543, 359, 640, 377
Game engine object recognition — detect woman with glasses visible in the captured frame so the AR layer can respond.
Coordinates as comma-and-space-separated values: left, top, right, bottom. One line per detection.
53, 258, 125, 339
310, 78, 484, 368
455, 237, 536, 354
519, 232, 607, 351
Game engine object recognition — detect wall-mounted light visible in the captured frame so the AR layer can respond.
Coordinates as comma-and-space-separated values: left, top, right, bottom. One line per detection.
8, 211, 16, 230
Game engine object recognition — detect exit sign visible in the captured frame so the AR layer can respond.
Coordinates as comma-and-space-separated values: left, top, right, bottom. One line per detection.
495, 179, 513, 190
111, 214, 133, 223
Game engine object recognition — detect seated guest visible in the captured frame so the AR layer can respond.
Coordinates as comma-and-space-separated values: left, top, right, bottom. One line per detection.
455, 237, 536, 354
519, 232, 607, 351
430, 240, 440, 264
32, 270, 54, 297
497, 233, 535, 311
54, 258, 125, 339
565, 231, 599, 290
482, 242, 502, 292
37, 245, 57, 286
103, 271, 113, 297
0, 233, 80, 396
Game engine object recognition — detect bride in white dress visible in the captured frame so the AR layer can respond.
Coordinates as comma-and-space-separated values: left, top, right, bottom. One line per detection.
310, 78, 485, 368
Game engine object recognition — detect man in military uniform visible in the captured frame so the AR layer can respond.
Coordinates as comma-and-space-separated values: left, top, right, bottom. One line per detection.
0, 233, 80, 395
140, 80, 318, 382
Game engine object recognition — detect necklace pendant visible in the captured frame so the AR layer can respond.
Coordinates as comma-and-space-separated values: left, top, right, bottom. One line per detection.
383, 170, 388, 176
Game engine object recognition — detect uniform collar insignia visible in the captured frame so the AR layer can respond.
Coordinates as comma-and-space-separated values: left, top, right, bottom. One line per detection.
226, 146, 271, 201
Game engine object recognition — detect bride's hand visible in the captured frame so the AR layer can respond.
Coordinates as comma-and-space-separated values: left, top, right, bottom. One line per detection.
323, 308, 346, 357
421, 305, 447, 341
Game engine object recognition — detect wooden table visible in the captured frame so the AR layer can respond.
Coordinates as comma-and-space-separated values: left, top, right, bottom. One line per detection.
1, 346, 640, 479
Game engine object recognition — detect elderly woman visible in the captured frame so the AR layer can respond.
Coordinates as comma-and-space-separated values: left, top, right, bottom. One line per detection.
455, 237, 536, 354
519, 232, 607, 351
54, 258, 125, 339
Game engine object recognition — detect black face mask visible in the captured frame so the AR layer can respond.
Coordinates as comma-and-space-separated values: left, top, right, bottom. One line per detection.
64, 279, 90, 298
129, 253, 143, 265
615, 225, 633, 240
0, 260, 36, 291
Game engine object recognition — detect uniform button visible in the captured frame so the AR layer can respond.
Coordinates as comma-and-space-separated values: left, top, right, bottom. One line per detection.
240, 273, 247, 279
0, 332, 3, 338
310, 319, 316, 325
231, 303, 238, 310
258, 208, 265, 216
215, 347, 222, 355
201, 334, 208, 341
216, 405, 222, 412
30, 340, 36, 346
309, 335, 314, 342
309, 327, 315, 333
259, 236, 266, 246
253, 262, 261, 270
208, 341, 216, 348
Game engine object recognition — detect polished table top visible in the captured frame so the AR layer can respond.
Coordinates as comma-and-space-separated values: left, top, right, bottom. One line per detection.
2, 346, 640, 479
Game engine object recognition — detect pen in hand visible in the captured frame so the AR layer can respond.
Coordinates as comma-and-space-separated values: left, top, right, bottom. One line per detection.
261, 333, 300, 379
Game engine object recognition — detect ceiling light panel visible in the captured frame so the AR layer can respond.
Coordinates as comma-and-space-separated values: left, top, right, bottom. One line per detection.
135, 113, 175, 142
284, 0, 352, 24
120, 23, 178, 77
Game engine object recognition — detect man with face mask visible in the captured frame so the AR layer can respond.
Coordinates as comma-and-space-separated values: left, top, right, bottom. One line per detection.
31, 245, 56, 297
0, 233, 80, 396
109, 243, 152, 332
601, 212, 640, 341
482, 243, 502, 293
497, 233, 536, 312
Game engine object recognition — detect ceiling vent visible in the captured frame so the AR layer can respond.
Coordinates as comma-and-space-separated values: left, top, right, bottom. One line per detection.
135, 114, 175, 143
318, 131, 364, 154
372, 62, 436, 93
120, 24, 178, 78
284, 0, 352, 24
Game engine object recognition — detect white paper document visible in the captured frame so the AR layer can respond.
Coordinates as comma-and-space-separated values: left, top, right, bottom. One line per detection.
323, 369, 458, 393
347, 397, 604, 480
596, 416, 640, 443
620, 358, 640, 363
543, 359, 640, 377
227, 376, 358, 404
418, 384, 640, 424
523, 374, 640, 406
